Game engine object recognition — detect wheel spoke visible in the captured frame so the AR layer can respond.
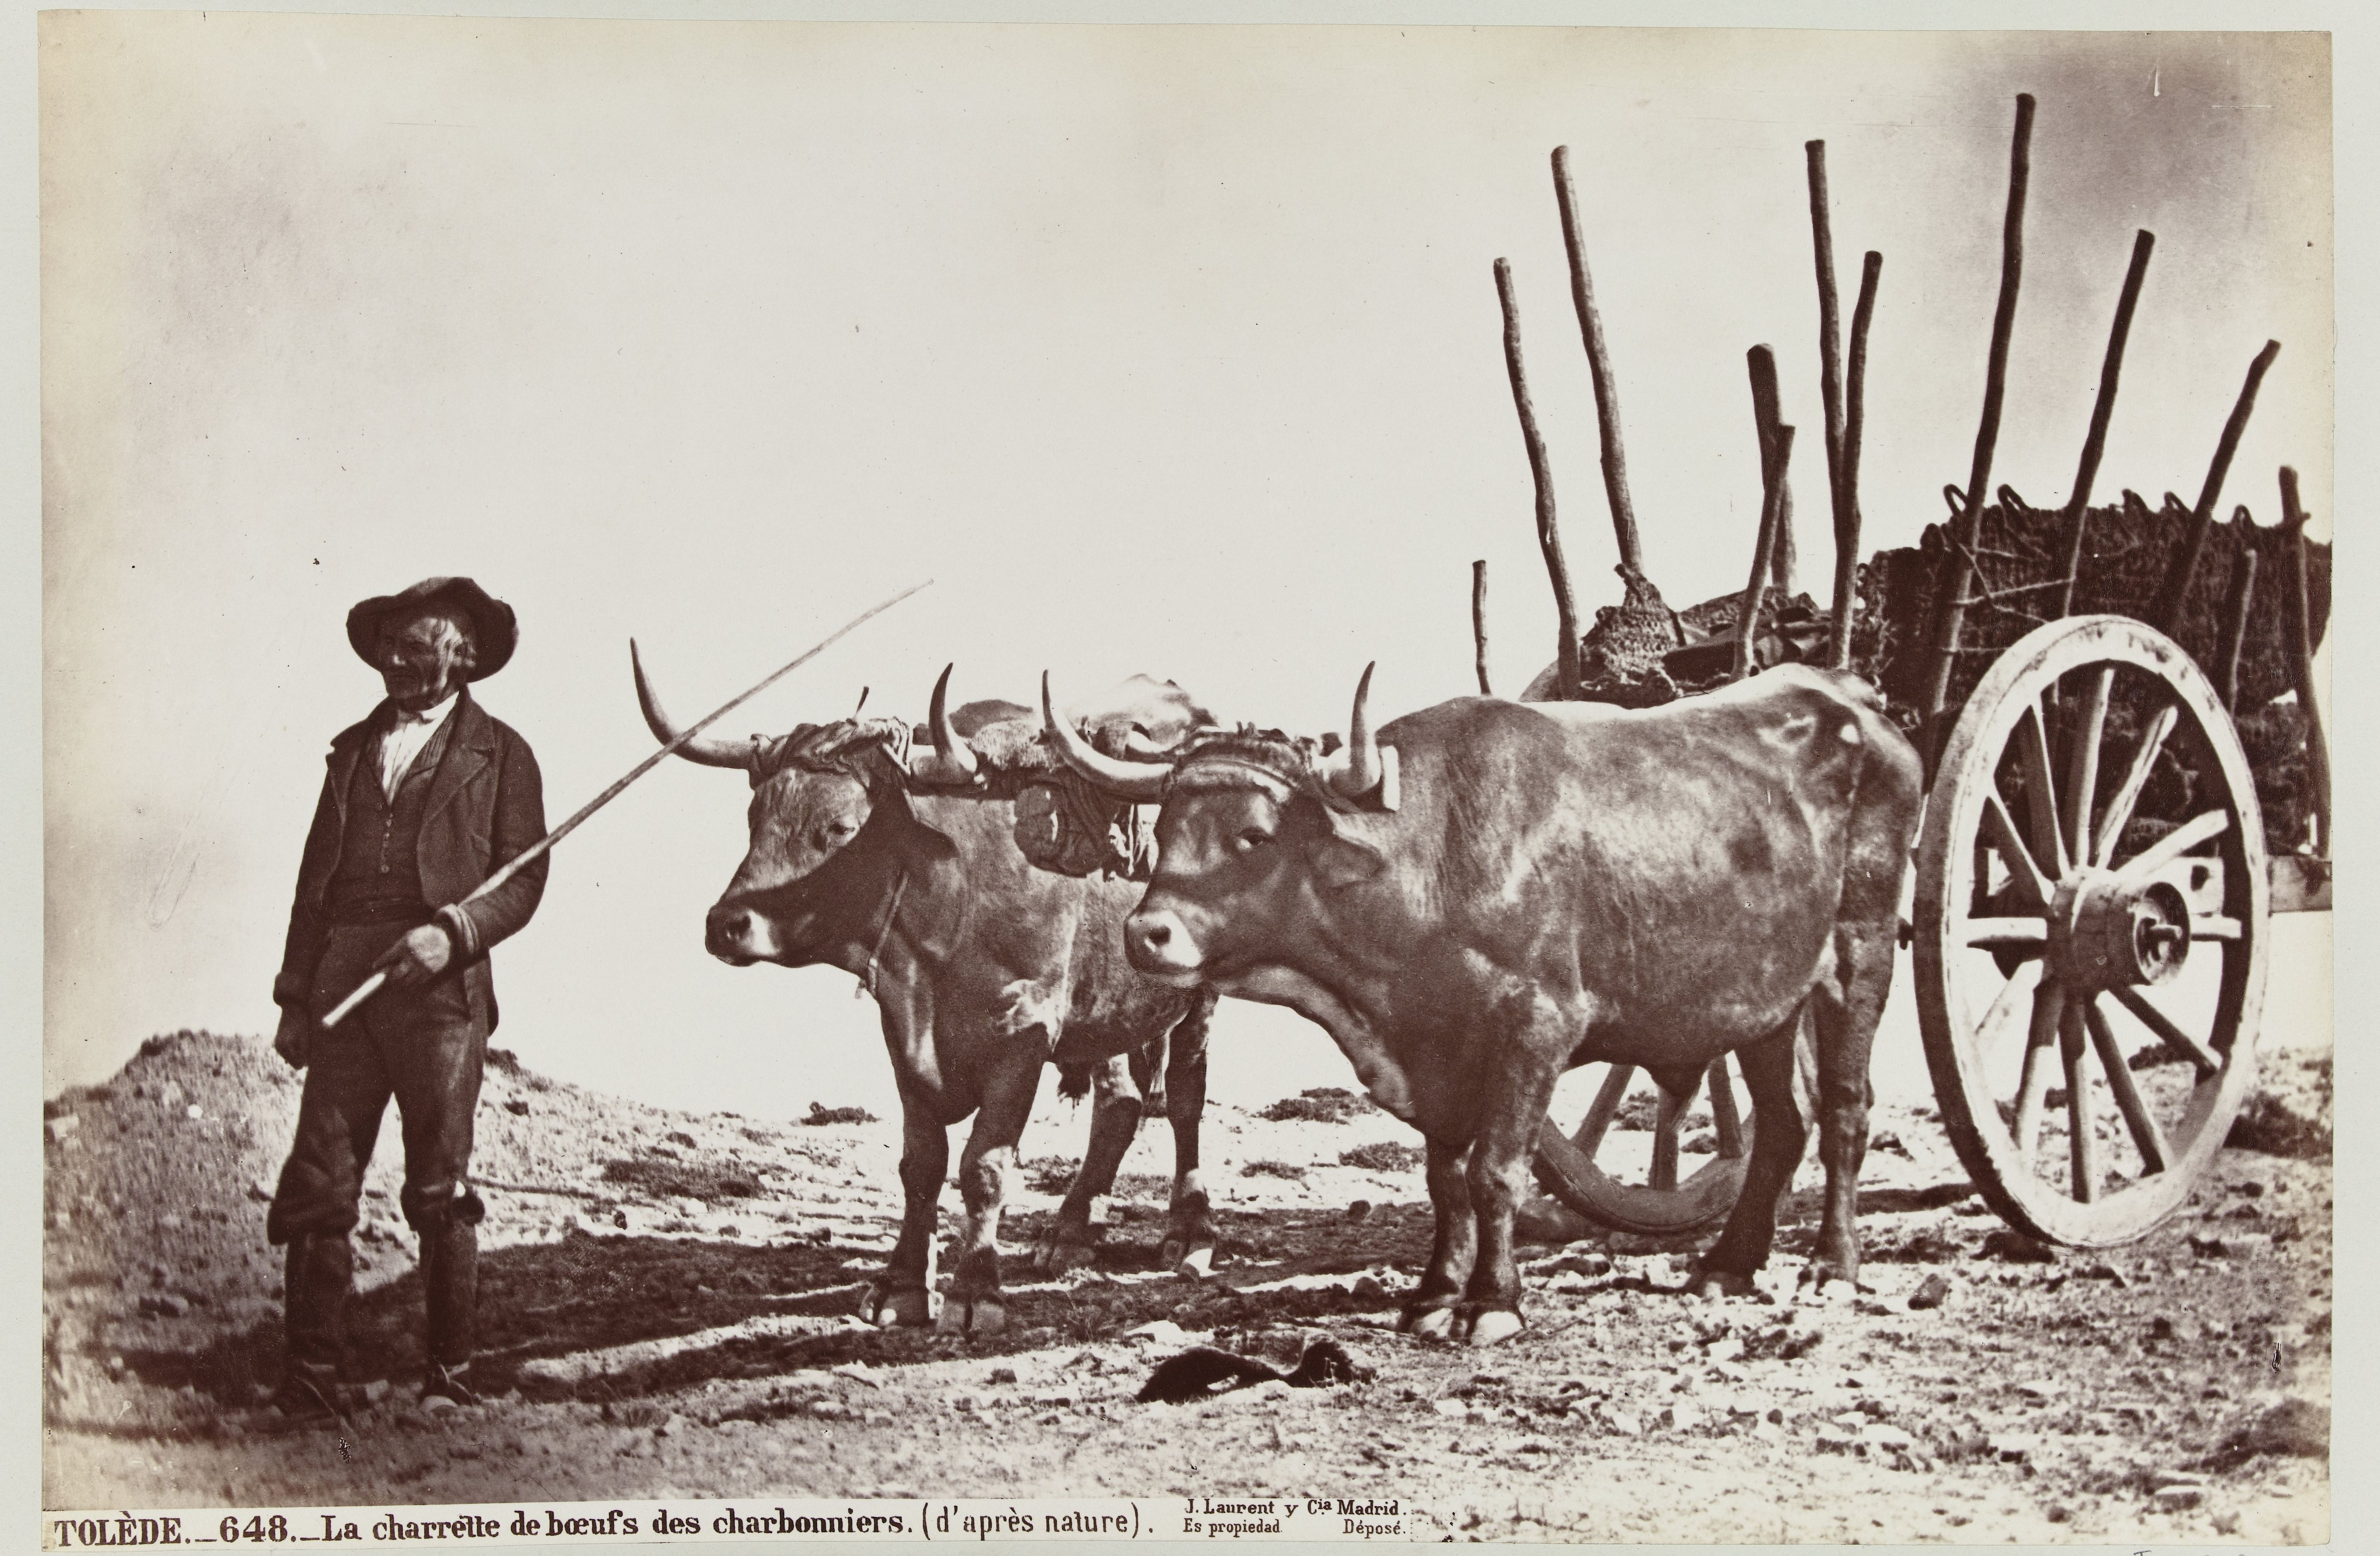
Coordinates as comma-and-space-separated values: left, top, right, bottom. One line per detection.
1572, 1065, 1635, 1156
2192, 915, 2243, 942
2116, 809, 2230, 886
2060, 1000, 2099, 1203
2109, 984, 2223, 1075
2016, 700, 2071, 880
1969, 961, 2043, 1068
2013, 978, 2065, 1158
1982, 791, 2054, 907
1650, 1079, 1694, 1192
1706, 1058, 1745, 1159
1966, 917, 2048, 951
2085, 996, 2171, 1175
2064, 668, 2113, 867
2092, 703, 2178, 866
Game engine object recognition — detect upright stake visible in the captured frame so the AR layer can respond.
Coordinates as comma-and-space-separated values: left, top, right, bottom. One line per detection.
2278, 468, 2330, 853
2054, 230, 2157, 619
1806, 141, 1849, 589
1920, 93, 2035, 767
2215, 538, 2258, 714
1736, 421, 1796, 682
1829, 250, 1882, 668
2152, 339, 2282, 635
1471, 559, 1494, 696
1496, 257, 1581, 699
1552, 146, 1649, 599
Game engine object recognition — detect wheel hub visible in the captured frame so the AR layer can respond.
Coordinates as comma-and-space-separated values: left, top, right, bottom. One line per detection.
2048, 869, 2191, 992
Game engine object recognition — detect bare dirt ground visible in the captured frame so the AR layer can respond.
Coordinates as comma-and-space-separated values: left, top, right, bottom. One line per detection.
44, 1028, 2329, 1543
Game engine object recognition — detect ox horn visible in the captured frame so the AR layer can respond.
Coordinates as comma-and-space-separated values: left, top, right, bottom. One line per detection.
1325, 662, 1383, 799
1041, 672, 1172, 801
905, 664, 984, 787
630, 640, 758, 769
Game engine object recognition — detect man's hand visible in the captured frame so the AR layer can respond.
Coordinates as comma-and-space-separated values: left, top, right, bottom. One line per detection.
274, 1006, 318, 1070
371, 923, 455, 989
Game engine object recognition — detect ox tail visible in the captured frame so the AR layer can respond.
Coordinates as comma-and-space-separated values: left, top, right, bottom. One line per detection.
1055, 1063, 1093, 1103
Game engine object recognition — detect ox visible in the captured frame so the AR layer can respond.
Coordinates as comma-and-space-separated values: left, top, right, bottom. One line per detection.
1046, 664, 1922, 1345
636, 654, 1221, 1332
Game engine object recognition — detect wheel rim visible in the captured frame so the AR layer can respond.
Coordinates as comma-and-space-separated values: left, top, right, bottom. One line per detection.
1915, 615, 2268, 1246
1534, 1042, 1808, 1236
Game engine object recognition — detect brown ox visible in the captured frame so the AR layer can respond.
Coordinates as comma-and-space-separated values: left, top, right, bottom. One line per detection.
1047, 664, 1922, 1344
637, 655, 1220, 1333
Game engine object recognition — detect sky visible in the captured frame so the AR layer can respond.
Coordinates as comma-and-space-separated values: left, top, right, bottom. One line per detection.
40, 19, 2334, 1123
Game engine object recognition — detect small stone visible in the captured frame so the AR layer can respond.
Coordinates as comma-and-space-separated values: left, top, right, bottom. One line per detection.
46, 1208, 69, 1230
421, 1394, 457, 1415
1346, 1200, 1371, 1221
1600, 1407, 1641, 1437
1122, 1320, 1187, 1347
160, 1213, 183, 1231
160, 1081, 185, 1106
248, 1180, 274, 1203
1432, 1398, 1468, 1418
665, 1130, 697, 1148
1864, 1422, 1915, 1451
46, 1116, 79, 1144
185, 1104, 204, 1120
1661, 1403, 1702, 1433
1351, 1274, 1387, 1300
2080, 1261, 2127, 1285
1994, 1434, 2038, 1463
136, 1293, 188, 1318
364, 1380, 392, 1403
988, 1366, 1019, 1385
504, 1099, 530, 1116
2014, 1379, 2060, 1404
2147, 1469, 2207, 1491
1908, 1273, 1952, 1311
2152, 1484, 2204, 1512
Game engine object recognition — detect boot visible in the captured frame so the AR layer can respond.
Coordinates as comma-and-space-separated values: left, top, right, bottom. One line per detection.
419, 1216, 480, 1405
272, 1234, 352, 1421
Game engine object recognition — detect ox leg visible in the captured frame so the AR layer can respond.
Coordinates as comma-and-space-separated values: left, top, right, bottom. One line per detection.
1451, 1059, 1562, 1347
1034, 1053, 1142, 1275
1159, 991, 1217, 1277
1689, 1018, 1808, 1297
867, 1085, 949, 1329
1805, 926, 1893, 1291
1399, 1137, 1475, 1339
938, 1055, 1040, 1336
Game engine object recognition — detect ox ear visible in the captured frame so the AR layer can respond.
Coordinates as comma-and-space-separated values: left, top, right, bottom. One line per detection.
1311, 817, 1386, 891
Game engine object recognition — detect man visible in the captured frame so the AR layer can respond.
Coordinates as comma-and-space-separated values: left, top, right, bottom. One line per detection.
266, 577, 548, 1417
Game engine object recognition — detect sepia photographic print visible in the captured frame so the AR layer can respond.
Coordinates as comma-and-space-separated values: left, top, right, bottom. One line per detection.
38, 9, 2345, 1547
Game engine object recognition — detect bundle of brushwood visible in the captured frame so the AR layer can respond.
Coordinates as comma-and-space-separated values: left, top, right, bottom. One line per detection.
1848, 495, 2332, 850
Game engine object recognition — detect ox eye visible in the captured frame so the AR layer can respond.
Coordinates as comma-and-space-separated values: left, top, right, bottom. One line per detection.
821, 819, 859, 844
1232, 828, 1272, 856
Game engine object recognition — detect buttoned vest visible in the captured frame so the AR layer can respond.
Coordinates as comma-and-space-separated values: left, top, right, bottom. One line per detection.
325, 715, 457, 925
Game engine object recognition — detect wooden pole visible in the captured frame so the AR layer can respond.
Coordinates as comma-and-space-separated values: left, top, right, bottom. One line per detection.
2053, 230, 2156, 619
1496, 257, 1582, 699
1471, 559, 1494, 696
1920, 93, 2035, 764
1735, 420, 1796, 682
2215, 537, 2258, 714
2278, 467, 2330, 853
1551, 146, 1648, 598
1806, 141, 1847, 604
2151, 339, 2282, 635
1829, 250, 1882, 668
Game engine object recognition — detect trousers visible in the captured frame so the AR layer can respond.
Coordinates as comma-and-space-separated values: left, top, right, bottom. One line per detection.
267, 922, 489, 1242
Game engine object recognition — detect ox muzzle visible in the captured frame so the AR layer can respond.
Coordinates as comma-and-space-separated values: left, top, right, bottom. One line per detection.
706, 900, 794, 966
1124, 901, 1209, 986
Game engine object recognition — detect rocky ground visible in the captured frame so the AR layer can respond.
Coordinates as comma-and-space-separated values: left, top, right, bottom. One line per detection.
43, 1028, 2330, 1543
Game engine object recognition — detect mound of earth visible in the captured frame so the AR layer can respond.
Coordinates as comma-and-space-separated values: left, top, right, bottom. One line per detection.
44, 1031, 2330, 1544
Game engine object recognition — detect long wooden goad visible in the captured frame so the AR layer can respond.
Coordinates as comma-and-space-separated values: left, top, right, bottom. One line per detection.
318, 578, 934, 1028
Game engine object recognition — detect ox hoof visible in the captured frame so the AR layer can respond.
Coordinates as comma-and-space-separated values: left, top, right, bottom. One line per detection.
1687, 1269, 1760, 1300
1164, 1240, 1217, 1280
1800, 1261, 1860, 1296
1031, 1235, 1099, 1276
935, 1294, 1009, 1336
864, 1286, 938, 1329
1458, 1308, 1526, 1348
1401, 1306, 1458, 1341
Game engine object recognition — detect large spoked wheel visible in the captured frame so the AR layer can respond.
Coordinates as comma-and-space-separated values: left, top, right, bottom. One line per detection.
1531, 1035, 1815, 1236
1916, 615, 2269, 1247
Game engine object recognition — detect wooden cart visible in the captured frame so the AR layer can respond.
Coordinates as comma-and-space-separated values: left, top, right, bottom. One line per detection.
1492, 100, 2332, 1249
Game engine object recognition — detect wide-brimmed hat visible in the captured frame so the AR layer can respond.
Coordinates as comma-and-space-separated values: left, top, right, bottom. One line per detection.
346, 577, 518, 681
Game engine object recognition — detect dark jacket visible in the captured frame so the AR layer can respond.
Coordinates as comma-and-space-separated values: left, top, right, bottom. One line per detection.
274, 692, 549, 1032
